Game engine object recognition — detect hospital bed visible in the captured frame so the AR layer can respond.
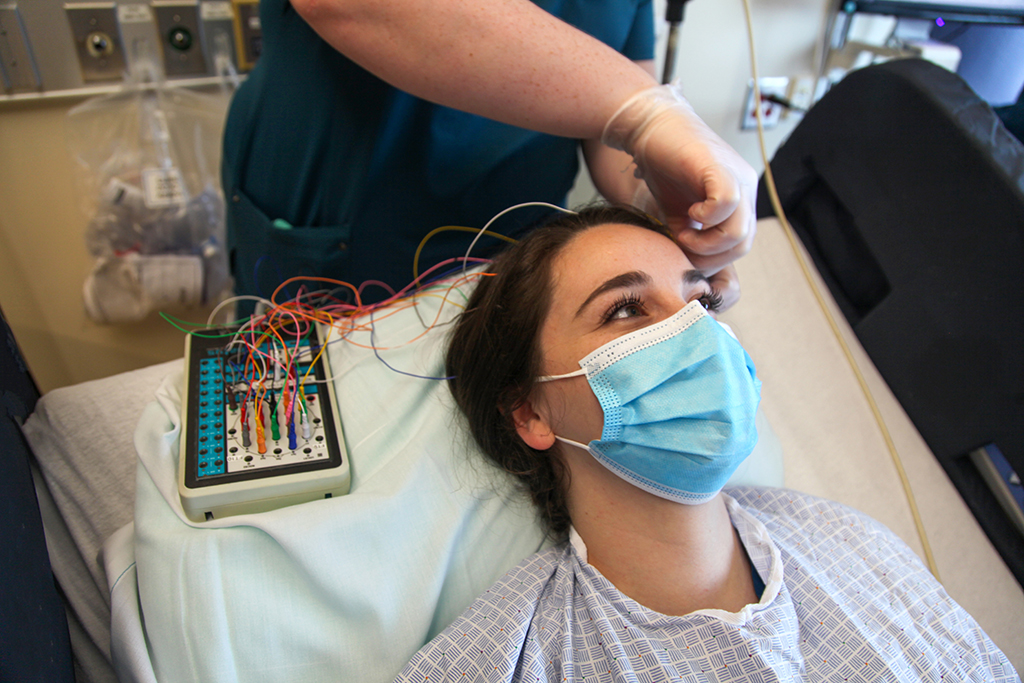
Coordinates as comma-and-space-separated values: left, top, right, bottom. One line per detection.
2, 59, 1022, 683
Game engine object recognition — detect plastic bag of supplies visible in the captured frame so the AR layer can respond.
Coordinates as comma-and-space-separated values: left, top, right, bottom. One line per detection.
67, 62, 233, 323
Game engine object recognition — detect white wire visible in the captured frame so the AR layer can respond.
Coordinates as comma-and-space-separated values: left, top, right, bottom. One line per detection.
206, 294, 275, 327
461, 202, 578, 276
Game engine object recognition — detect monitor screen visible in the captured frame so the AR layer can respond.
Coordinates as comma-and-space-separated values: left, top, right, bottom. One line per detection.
853, 0, 1024, 23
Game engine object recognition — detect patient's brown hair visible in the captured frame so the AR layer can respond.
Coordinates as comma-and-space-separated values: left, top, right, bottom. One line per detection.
445, 205, 668, 537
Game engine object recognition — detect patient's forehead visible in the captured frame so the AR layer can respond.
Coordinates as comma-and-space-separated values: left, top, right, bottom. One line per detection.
548, 223, 688, 298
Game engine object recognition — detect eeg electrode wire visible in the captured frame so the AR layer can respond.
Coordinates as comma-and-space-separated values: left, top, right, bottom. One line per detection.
738, 0, 940, 579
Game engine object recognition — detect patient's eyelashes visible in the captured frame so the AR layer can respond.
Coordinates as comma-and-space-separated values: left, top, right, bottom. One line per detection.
699, 289, 723, 312
601, 287, 722, 325
602, 294, 646, 324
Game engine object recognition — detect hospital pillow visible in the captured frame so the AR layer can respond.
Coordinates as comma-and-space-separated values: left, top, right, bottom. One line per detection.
106, 280, 784, 683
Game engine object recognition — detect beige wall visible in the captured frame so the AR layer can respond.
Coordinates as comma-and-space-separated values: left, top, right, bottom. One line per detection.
674, 0, 828, 171
1, 0, 829, 393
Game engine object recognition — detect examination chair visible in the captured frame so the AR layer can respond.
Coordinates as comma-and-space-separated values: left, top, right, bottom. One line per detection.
756, 57, 1024, 586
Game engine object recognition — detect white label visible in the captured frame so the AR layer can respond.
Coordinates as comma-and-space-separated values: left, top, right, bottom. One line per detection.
118, 4, 153, 23
247, 14, 260, 30
142, 167, 186, 208
201, 1, 233, 20
136, 254, 204, 306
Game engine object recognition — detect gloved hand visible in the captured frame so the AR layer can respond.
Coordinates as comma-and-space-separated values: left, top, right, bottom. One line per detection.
603, 84, 758, 283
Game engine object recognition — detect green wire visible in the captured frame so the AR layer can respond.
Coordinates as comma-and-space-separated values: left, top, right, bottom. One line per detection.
158, 312, 239, 338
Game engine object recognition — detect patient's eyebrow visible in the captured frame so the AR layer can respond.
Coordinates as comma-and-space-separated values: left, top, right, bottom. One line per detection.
683, 268, 711, 286
575, 271, 652, 318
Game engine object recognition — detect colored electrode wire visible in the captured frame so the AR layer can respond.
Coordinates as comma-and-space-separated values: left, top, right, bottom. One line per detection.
412, 225, 517, 281
171, 205, 557, 459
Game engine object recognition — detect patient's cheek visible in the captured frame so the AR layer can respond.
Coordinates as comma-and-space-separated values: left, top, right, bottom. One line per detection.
546, 381, 605, 444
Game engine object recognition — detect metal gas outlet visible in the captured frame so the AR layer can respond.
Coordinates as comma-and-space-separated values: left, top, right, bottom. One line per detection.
152, 1, 206, 77
85, 30, 114, 57
64, 3, 126, 82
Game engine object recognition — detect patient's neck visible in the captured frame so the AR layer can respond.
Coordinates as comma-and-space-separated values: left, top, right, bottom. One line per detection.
565, 450, 756, 616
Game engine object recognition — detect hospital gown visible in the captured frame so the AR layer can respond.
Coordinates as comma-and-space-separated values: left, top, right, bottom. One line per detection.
394, 487, 1019, 682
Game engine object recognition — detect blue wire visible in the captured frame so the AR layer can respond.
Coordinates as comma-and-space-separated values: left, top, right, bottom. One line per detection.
368, 305, 454, 381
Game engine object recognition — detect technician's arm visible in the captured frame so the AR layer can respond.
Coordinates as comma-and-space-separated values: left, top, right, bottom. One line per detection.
290, 0, 655, 139
291, 0, 756, 294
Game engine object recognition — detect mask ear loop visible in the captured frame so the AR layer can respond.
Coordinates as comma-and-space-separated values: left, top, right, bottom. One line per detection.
534, 368, 592, 451
553, 434, 591, 451
536, 367, 586, 383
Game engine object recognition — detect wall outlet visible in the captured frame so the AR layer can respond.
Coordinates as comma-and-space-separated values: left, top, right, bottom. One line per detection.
741, 77, 789, 130
65, 3, 127, 82
787, 76, 816, 116
152, 0, 207, 77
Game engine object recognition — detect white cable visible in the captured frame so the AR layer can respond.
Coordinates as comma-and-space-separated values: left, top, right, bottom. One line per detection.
206, 295, 274, 327
461, 202, 577, 276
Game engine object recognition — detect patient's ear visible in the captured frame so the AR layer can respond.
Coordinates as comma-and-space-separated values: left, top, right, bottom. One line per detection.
511, 400, 556, 450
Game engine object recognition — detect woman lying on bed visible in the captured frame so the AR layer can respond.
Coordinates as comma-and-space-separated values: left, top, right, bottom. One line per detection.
394, 205, 1017, 682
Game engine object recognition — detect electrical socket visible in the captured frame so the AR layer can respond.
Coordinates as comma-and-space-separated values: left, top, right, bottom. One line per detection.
741, 77, 789, 131
787, 76, 816, 116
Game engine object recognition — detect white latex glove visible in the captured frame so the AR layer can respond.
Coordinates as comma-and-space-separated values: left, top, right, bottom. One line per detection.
603, 84, 758, 283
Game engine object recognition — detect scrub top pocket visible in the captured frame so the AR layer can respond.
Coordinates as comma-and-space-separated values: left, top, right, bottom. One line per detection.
229, 189, 352, 306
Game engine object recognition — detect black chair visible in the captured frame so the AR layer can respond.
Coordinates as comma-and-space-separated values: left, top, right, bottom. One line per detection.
757, 57, 1024, 586
1, 304, 75, 682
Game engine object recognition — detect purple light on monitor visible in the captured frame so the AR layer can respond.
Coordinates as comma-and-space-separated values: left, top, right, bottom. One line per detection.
936, 16, 946, 26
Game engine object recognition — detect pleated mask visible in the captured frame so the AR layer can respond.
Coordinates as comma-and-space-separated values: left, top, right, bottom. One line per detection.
538, 300, 761, 504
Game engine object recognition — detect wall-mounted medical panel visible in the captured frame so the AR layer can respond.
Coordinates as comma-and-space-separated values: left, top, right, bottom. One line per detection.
1, 0, 254, 103
152, 1, 205, 77
200, 1, 237, 77
65, 3, 127, 82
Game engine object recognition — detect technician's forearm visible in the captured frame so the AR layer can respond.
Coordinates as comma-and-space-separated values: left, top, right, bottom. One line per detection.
289, 0, 658, 138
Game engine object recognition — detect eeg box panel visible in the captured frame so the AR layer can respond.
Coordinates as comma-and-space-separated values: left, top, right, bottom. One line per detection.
178, 323, 350, 522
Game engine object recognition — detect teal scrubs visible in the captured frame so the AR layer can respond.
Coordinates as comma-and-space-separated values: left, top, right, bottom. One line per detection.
222, 0, 654, 306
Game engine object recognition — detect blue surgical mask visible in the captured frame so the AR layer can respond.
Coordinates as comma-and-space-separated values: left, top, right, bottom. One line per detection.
538, 301, 761, 504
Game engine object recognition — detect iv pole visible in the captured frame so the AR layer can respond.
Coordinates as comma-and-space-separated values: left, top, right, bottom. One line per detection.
662, 0, 694, 84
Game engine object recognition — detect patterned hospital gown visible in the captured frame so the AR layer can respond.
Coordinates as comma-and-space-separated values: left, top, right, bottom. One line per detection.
395, 487, 1019, 683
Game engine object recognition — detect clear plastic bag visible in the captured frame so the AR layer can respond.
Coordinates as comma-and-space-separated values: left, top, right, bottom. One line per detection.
68, 61, 233, 322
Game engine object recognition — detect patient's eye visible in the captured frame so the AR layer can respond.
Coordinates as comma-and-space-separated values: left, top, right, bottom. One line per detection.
603, 294, 646, 323
698, 289, 723, 312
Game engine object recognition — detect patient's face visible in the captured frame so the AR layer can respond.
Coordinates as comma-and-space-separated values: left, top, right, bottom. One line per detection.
534, 223, 719, 444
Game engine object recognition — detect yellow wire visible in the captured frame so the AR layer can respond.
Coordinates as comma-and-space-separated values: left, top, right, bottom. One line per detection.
302, 321, 333, 389
413, 225, 518, 281
739, 0, 940, 580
